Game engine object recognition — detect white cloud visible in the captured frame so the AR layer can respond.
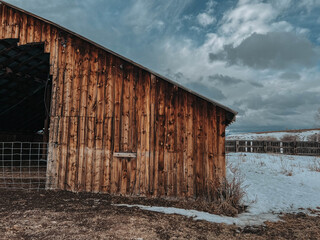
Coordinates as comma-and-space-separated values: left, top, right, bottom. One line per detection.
298, 0, 320, 12
197, 13, 216, 26
196, 0, 217, 27
124, 0, 192, 33
219, 2, 279, 45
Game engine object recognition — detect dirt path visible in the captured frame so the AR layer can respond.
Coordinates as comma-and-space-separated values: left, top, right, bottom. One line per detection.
0, 190, 319, 239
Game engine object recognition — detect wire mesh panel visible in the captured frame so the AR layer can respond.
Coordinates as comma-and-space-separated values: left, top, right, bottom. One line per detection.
0, 142, 47, 190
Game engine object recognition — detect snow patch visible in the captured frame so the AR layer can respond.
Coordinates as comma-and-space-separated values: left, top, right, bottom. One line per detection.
114, 153, 320, 226
227, 130, 320, 141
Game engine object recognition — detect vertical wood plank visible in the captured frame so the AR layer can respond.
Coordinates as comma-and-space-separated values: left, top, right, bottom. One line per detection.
166, 84, 175, 196
67, 117, 78, 191
0, 5, 4, 38
46, 29, 60, 190
77, 45, 90, 191
93, 50, 105, 192
194, 100, 203, 197
58, 117, 69, 190
173, 86, 179, 197
116, 58, 124, 193
54, 39, 68, 190
62, 36, 75, 191
111, 57, 123, 193
26, 15, 34, 43
135, 69, 143, 195
120, 62, 130, 195
202, 101, 208, 199
97, 53, 108, 192
85, 117, 95, 192
130, 67, 139, 195
6, 7, 13, 38
182, 91, 188, 197
66, 41, 82, 192
48, 28, 58, 118
1, 6, 8, 39
12, 10, 20, 39
154, 79, 161, 196
18, 12, 27, 45
144, 72, 151, 196
149, 74, 156, 196
33, 18, 41, 42
42, 23, 51, 53
186, 94, 194, 198
218, 109, 226, 178
85, 47, 98, 192
52, 39, 66, 190
46, 115, 58, 189
212, 105, 219, 188
62, 35, 74, 117
207, 105, 215, 200
162, 81, 169, 196
176, 89, 185, 197
49, 27, 59, 118
59, 36, 74, 190
102, 53, 114, 193
77, 116, 87, 191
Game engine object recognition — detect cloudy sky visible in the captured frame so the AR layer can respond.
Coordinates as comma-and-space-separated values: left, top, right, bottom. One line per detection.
6, 0, 320, 133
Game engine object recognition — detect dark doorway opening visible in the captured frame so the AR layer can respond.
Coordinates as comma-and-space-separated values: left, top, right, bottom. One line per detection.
0, 38, 51, 189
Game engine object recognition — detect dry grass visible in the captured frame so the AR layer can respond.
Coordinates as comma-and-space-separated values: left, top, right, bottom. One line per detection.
206, 160, 248, 216
309, 157, 320, 172
307, 133, 320, 142
281, 134, 299, 142
256, 136, 278, 141
279, 156, 294, 176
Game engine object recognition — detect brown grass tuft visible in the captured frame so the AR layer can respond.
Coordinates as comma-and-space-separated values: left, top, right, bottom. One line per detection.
309, 158, 320, 172
281, 134, 299, 142
205, 161, 247, 217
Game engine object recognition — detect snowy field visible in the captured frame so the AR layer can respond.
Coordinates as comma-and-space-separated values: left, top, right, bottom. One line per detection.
116, 153, 320, 226
227, 129, 320, 141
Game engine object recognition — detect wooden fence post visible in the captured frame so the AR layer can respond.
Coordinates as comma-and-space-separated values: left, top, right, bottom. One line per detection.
263, 141, 266, 153
235, 141, 239, 153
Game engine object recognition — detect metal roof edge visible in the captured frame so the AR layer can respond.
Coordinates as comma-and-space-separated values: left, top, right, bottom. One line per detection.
0, 0, 237, 123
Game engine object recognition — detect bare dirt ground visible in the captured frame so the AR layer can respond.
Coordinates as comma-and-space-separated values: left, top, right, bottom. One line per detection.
0, 190, 319, 240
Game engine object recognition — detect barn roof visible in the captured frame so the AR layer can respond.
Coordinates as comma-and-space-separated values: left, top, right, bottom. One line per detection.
0, 0, 237, 124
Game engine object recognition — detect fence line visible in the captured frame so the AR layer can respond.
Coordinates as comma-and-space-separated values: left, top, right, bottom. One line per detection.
0, 142, 47, 190
226, 140, 320, 156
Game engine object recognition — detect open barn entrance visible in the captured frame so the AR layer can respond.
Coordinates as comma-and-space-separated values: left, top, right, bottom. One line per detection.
0, 39, 51, 189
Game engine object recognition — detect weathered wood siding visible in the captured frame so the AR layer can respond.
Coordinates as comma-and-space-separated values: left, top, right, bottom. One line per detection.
0, 4, 228, 199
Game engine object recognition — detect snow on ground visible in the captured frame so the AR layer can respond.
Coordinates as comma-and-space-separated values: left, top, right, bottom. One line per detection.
227, 129, 320, 141
115, 153, 320, 226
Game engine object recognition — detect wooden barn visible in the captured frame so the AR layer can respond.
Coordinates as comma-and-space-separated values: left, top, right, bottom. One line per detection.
0, 1, 236, 199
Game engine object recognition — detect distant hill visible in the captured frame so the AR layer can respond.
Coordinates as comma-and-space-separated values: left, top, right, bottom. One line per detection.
227, 128, 320, 142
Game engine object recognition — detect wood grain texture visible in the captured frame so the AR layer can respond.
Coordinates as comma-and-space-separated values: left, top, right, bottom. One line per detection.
0, 3, 230, 199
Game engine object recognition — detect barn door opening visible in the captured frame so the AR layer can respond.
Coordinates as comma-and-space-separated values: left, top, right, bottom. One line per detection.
0, 39, 51, 189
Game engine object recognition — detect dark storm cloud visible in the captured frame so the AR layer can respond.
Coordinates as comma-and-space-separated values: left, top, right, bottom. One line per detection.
208, 52, 224, 62
165, 71, 226, 101
235, 91, 320, 112
186, 81, 226, 100
280, 72, 301, 81
248, 81, 264, 88
209, 32, 319, 70
208, 74, 243, 85
208, 74, 263, 88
